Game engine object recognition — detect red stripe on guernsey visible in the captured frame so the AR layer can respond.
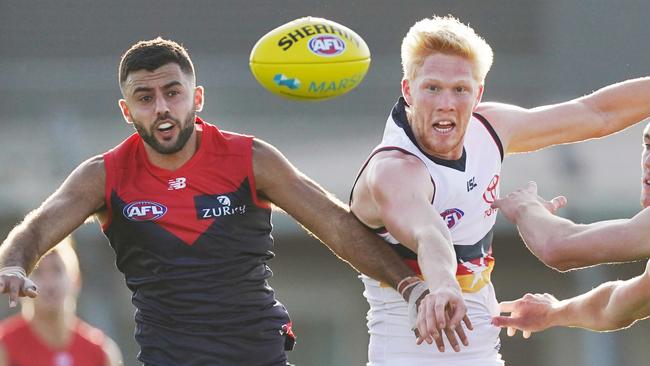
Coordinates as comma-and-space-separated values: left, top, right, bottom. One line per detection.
456, 256, 495, 275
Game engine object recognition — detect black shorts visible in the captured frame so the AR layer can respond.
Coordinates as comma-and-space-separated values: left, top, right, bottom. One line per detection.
136, 322, 292, 366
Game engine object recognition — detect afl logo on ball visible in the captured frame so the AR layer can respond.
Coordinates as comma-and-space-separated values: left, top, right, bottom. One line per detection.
308, 35, 345, 56
123, 201, 167, 221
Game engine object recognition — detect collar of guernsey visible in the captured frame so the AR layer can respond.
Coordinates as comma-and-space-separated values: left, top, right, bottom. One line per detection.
363, 97, 503, 293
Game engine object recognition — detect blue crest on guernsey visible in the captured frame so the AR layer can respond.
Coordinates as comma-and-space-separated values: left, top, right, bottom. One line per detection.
440, 208, 464, 229
308, 35, 345, 56
123, 201, 167, 221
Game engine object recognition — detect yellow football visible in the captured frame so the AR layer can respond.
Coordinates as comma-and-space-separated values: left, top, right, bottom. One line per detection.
249, 17, 371, 101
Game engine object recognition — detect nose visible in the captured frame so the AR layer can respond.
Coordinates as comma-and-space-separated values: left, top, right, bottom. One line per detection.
436, 90, 457, 112
154, 92, 170, 116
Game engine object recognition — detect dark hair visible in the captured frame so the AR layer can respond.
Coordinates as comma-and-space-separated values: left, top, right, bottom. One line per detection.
118, 37, 195, 86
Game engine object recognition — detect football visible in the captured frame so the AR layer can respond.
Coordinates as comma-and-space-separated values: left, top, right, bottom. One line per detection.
249, 17, 371, 101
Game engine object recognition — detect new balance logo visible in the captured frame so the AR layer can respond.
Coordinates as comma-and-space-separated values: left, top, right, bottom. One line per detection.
467, 177, 477, 192
168, 177, 187, 190
273, 74, 300, 90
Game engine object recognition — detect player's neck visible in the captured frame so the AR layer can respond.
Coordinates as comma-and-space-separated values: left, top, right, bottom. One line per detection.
27, 309, 75, 349
144, 130, 202, 171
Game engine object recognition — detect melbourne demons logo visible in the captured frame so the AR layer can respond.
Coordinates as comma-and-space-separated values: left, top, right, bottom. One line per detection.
308, 35, 345, 56
440, 208, 464, 229
482, 175, 500, 204
123, 201, 167, 221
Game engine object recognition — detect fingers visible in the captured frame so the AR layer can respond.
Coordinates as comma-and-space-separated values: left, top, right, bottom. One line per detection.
434, 300, 447, 329
432, 327, 445, 352
525, 181, 538, 193
507, 326, 517, 337
550, 196, 567, 212
0, 274, 39, 306
8, 280, 20, 307
490, 198, 503, 209
491, 315, 517, 328
499, 300, 517, 313
415, 295, 473, 353
462, 314, 474, 330
454, 320, 469, 347
417, 296, 433, 345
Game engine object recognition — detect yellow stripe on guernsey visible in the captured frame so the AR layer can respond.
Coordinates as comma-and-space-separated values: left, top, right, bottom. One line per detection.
456, 259, 494, 293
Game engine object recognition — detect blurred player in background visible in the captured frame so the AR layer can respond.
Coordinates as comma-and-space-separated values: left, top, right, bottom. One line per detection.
0, 236, 122, 366
0, 38, 430, 365
349, 14, 650, 365
491, 122, 650, 336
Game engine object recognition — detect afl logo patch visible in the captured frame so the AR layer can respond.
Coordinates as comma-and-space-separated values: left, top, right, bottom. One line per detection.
123, 201, 167, 221
441, 208, 464, 229
308, 35, 345, 56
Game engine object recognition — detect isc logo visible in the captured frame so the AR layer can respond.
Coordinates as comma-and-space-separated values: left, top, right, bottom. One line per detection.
308, 35, 345, 56
123, 201, 167, 221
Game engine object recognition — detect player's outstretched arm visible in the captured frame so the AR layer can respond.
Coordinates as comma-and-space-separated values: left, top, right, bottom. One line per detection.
0, 155, 106, 306
493, 181, 650, 271
493, 260, 650, 336
357, 150, 472, 352
251, 139, 416, 288
479, 77, 650, 154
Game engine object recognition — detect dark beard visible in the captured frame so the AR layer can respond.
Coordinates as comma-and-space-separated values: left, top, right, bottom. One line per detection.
134, 112, 196, 155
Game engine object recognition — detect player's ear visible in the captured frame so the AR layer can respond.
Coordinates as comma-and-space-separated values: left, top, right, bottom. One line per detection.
194, 86, 204, 113
474, 84, 484, 111
118, 99, 133, 124
401, 78, 412, 105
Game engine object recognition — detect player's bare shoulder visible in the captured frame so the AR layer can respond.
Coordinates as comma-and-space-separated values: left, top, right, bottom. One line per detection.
60, 155, 107, 216
352, 150, 431, 226
365, 150, 429, 186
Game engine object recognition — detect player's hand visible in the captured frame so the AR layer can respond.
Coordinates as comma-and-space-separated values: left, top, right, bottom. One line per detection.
414, 285, 473, 352
491, 181, 567, 223
491, 293, 559, 338
0, 266, 38, 307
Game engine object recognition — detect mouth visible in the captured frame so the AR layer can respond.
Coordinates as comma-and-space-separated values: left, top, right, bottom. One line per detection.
157, 121, 175, 132
155, 120, 177, 140
432, 120, 455, 134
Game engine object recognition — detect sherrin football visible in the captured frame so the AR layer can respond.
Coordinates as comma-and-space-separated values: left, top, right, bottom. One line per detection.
249, 17, 371, 101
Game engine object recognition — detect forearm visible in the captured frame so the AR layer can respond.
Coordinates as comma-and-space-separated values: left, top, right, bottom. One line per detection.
289, 181, 415, 288
584, 76, 650, 135
513, 201, 579, 268
552, 280, 644, 331
318, 207, 415, 288
415, 229, 459, 290
0, 212, 49, 272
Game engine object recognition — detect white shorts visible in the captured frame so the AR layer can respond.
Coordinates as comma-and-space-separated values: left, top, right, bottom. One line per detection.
362, 276, 504, 366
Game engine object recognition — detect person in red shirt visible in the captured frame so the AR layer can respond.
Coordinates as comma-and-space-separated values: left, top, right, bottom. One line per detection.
0, 237, 122, 366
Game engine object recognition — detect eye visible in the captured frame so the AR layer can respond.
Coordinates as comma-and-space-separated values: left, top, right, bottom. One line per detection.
455, 86, 468, 93
425, 84, 439, 92
167, 90, 180, 97
138, 95, 152, 103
